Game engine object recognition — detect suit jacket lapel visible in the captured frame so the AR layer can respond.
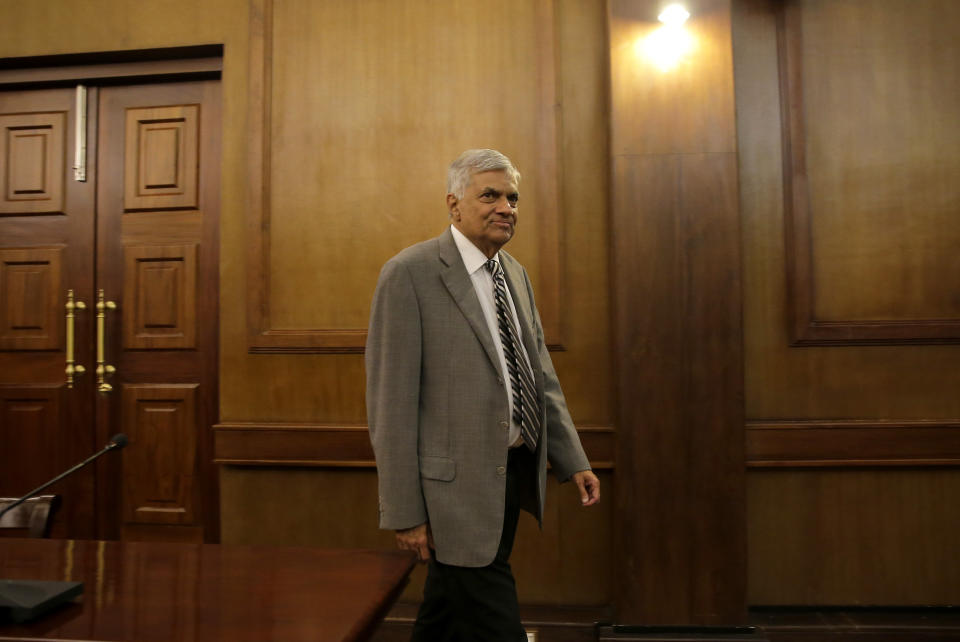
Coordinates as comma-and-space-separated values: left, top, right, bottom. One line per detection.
438, 228, 503, 376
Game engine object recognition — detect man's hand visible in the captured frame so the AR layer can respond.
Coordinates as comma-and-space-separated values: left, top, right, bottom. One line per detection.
395, 523, 434, 563
571, 470, 600, 506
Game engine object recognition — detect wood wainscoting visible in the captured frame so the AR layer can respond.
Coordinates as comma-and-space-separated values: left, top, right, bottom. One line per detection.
734, 0, 960, 608
214, 422, 614, 470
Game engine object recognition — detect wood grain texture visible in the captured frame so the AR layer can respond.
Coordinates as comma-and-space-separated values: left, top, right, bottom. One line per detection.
735, 0, 960, 423
0, 385, 63, 493
0, 0, 243, 544
777, 0, 960, 345
0, 111, 65, 215
0, 87, 97, 540
213, 422, 614, 469
748, 469, 960, 605
0, 0, 611, 615
734, 0, 960, 607
221, 0, 612, 428
0, 538, 415, 642
124, 104, 199, 211
122, 243, 198, 350
610, 0, 745, 624
98, 80, 222, 541
121, 384, 199, 525
245, 0, 565, 352
0, 246, 62, 350
220, 466, 613, 607
220, 0, 613, 615
746, 419, 960, 467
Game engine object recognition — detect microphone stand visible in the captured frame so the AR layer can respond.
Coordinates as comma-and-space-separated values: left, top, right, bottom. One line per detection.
0, 435, 127, 520
1, 434, 127, 623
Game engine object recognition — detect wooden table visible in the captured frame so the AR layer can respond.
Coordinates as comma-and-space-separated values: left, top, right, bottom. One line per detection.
0, 538, 416, 641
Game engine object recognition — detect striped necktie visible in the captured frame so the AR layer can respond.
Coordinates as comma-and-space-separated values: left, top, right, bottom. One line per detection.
486, 259, 540, 452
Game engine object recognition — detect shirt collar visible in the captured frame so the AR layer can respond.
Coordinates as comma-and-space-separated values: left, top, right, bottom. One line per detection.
450, 224, 498, 275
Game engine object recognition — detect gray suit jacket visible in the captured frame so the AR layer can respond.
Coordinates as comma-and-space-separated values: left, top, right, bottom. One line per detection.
366, 227, 590, 567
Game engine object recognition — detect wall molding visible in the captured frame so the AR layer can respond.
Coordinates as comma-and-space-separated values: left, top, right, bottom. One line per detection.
245, 0, 566, 353
747, 419, 960, 468
776, 1, 960, 346
213, 422, 614, 469
0, 46, 223, 89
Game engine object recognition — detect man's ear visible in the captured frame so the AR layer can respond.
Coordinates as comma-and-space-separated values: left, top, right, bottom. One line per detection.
446, 193, 459, 220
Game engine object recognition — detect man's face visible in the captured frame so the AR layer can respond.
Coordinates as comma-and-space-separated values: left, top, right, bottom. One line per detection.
448, 170, 520, 259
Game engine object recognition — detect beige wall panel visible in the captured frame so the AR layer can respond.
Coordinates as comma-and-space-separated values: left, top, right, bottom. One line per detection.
267, 0, 544, 331
222, 0, 612, 425
0, 1, 247, 58
748, 469, 960, 604
799, 0, 960, 322
734, 0, 960, 421
220, 466, 612, 606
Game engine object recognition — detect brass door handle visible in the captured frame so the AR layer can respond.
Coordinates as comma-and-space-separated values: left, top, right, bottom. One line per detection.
96, 289, 117, 393
65, 290, 87, 388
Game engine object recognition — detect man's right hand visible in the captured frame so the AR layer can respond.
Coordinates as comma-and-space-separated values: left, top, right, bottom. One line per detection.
395, 523, 433, 563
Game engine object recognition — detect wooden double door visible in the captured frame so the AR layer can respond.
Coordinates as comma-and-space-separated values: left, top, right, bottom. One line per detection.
0, 79, 220, 542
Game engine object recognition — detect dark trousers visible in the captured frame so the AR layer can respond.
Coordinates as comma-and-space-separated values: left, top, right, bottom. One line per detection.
410, 446, 532, 642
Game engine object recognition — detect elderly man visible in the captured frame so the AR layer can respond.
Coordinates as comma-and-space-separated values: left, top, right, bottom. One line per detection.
366, 149, 600, 641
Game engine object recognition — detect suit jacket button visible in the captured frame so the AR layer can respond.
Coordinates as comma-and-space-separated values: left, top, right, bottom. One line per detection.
496, 466, 506, 475
499, 420, 509, 429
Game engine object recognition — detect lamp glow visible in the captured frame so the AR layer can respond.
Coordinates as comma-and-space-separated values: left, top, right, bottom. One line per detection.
658, 4, 690, 26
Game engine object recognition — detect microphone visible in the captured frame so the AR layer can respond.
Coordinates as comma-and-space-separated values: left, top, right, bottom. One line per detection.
107, 433, 128, 450
0, 434, 128, 520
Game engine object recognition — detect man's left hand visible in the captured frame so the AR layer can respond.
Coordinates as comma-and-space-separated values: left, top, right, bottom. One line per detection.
571, 470, 600, 506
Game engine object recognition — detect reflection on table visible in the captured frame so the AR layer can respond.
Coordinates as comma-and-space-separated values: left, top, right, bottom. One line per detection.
0, 538, 416, 641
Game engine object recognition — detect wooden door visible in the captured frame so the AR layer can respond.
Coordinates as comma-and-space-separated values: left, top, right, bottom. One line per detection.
0, 87, 98, 539
95, 81, 220, 542
0, 78, 220, 542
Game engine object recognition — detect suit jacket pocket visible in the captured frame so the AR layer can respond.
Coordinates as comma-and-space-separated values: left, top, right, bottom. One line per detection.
420, 455, 456, 482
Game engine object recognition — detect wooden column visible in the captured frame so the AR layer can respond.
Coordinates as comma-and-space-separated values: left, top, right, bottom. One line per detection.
609, 0, 746, 624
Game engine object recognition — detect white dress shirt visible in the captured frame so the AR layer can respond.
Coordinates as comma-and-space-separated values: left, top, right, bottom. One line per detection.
450, 224, 533, 448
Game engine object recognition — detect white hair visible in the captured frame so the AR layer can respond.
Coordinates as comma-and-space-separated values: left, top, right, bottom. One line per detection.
446, 149, 521, 199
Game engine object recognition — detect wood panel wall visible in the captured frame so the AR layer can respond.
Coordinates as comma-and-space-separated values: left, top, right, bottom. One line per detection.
609, 0, 746, 625
7, 0, 958, 624
0, 0, 614, 615
218, 0, 616, 611
733, 0, 960, 605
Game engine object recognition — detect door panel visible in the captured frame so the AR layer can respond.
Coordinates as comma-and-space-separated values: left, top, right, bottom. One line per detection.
0, 87, 96, 539
121, 383, 198, 526
124, 104, 199, 210
122, 243, 198, 350
0, 79, 219, 543
0, 246, 62, 350
96, 81, 219, 541
0, 111, 66, 215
